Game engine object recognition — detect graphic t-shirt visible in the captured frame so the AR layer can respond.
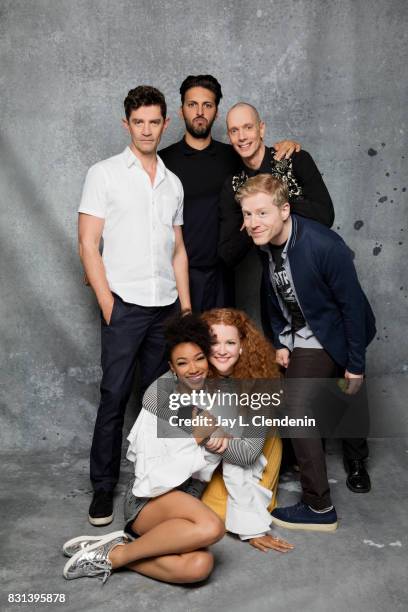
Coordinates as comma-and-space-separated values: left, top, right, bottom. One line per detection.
269, 242, 305, 333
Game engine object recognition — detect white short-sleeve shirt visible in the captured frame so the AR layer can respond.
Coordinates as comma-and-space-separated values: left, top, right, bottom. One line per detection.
78, 146, 184, 306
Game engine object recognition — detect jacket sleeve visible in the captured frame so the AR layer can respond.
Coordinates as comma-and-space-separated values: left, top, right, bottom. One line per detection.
218, 177, 253, 267
291, 151, 335, 228
321, 240, 369, 374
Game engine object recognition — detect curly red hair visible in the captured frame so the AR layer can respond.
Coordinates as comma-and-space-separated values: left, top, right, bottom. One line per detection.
201, 308, 280, 379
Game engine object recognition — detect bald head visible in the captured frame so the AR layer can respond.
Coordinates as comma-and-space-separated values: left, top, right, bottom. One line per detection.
226, 102, 261, 126
226, 102, 265, 165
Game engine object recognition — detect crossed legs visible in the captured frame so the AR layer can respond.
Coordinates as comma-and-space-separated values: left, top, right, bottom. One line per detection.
109, 490, 225, 584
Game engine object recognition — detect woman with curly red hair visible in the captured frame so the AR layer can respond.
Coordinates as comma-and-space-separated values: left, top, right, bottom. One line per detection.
201, 308, 290, 553
202, 307, 280, 380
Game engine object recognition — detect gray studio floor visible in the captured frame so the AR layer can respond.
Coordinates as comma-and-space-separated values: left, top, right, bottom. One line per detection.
1, 438, 407, 612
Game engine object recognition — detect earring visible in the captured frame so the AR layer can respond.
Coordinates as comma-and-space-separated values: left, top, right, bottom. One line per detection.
239, 348, 243, 355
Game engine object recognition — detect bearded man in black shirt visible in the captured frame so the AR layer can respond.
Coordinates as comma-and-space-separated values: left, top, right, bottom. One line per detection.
160, 76, 300, 312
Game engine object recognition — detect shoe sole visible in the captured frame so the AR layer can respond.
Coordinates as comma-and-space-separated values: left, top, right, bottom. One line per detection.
63, 531, 126, 579
88, 513, 114, 526
271, 516, 338, 532
62, 530, 124, 557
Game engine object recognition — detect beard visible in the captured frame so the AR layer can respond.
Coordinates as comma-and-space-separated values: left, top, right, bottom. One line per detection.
184, 116, 216, 139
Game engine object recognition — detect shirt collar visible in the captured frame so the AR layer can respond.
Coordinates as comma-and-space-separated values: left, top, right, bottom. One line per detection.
124, 146, 142, 168
155, 155, 166, 184
180, 136, 217, 156
124, 146, 166, 176
242, 145, 271, 176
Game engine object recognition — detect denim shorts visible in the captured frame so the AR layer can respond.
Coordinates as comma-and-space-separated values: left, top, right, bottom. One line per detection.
123, 477, 206, 538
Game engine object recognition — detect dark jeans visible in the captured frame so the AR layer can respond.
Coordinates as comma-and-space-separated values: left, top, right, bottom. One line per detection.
189, 263, 235, 312
284, 348, 368, 509
90, 295, 179, 491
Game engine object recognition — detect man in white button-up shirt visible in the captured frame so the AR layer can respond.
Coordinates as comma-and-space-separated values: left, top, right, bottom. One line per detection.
78, 86, 191, 526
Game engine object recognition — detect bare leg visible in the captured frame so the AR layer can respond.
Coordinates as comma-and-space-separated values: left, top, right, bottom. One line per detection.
126, 550, 214, 584
109, 491, 224, 575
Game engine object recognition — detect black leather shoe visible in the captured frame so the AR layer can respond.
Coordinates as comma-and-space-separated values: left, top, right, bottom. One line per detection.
344, 459, 371, 493
88, 490, 114, 526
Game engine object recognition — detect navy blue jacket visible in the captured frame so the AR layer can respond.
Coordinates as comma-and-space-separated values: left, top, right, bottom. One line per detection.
260, 215, 376, 374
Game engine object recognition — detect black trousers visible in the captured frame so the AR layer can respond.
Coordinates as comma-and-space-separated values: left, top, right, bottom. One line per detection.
90, 295, 179, 491
284, 348, 369, 509
189, 263, 235, 312
282, 437, 369, 469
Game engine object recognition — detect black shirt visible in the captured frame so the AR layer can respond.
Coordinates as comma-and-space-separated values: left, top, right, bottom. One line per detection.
218, 146, 335, 268
160, 138, 239, 268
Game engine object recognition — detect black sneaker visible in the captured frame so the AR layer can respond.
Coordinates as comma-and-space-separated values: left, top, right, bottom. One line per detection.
271, 501, 338, 532
88, 490, 114, 526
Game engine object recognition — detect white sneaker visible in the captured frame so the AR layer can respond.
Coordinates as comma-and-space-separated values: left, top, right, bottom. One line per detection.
63, 532, 129, 582
62, 531, 125, 557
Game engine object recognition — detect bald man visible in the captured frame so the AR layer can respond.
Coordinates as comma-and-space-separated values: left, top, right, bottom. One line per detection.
218, 102, 334, 268
218, 103, 370, 495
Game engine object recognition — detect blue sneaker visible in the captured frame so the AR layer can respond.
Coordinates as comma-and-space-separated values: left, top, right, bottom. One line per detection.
271, 502, 338, 532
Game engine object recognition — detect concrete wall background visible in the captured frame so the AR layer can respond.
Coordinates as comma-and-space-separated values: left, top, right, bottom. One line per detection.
1, 0, 407, 451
